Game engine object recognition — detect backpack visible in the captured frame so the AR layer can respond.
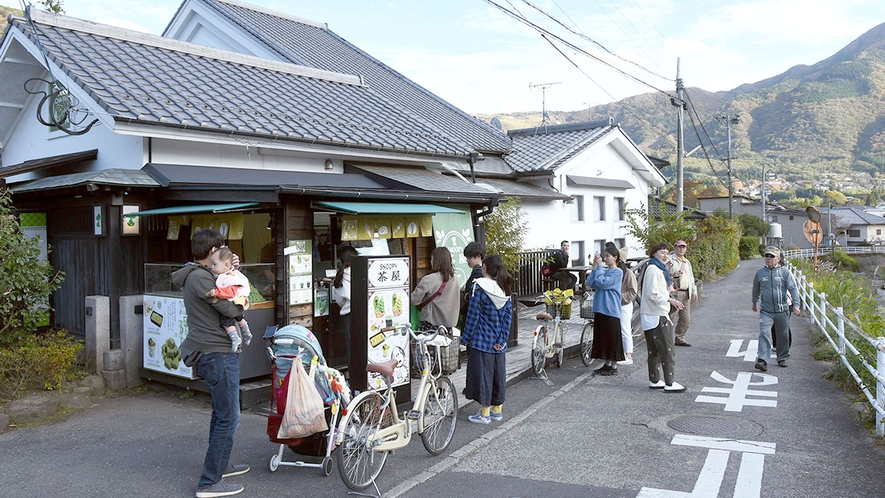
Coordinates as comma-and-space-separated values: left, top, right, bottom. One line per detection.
633, 259, 651, 305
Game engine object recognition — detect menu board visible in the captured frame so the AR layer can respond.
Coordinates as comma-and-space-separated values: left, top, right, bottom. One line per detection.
286, 240, 313, 305
365, 256, 411, 390
143, 295, 197, 379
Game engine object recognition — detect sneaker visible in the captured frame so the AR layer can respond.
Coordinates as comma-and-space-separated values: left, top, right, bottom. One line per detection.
593, 365, 612, 373
664, 382, 686, 392
222, 463, 250, 478
649, 380, 666, 389
620, 358, 634, 366
489, 411, 503, 422
778, 360, 787, 368
754, 359, 768, 372
468, 412, 491, 425
600, 368, 618, 376
196, 479, 243, 498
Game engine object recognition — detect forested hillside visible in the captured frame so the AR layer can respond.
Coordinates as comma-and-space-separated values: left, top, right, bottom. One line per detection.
479, 21, 885, 197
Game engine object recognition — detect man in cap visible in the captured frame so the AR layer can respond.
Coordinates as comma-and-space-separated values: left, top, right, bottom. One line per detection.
751, 246, 800, 371
667, 240, 698, 347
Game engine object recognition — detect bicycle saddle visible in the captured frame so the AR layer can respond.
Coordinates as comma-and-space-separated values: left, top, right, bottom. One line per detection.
535, 312, 554, 321
366, 358, 398, 377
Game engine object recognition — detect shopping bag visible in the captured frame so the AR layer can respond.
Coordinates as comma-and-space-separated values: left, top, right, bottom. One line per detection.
277, 358, 328, 439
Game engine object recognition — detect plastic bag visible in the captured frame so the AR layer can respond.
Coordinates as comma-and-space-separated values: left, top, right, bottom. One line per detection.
277, 358, 328, 439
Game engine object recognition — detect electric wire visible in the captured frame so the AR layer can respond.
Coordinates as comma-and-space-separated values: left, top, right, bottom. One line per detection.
604, 0, 670, 74
683, 89, 729, 190
523, 0, 672, 82
486, 0, 675, 98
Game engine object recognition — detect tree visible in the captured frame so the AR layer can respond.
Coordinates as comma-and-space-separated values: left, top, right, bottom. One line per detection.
0, 188, 65, 344
40, 0, 64, 14
623, 199, 696, 253
736, 213, 770, 237
824, 190, 847, 205
483, 196, 528, 275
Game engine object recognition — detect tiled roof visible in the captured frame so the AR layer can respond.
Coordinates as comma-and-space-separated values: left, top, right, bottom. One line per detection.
10, 12, 475, 156
349, 164, 500, 197
505, 120, 613, 173
826, 206, 885, 225
198, 0, 512, 154
10, 168, 159, 193
478, 178, 571, 201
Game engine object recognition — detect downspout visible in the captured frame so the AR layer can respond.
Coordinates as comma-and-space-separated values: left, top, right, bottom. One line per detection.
473, 202, 497, 248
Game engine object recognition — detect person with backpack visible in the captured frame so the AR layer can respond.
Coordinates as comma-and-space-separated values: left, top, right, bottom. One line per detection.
639, 242, 687, 392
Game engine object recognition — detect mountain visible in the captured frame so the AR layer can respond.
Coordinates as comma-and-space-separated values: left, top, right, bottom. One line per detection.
1, 5, 23, 33
480, 22, 885, 193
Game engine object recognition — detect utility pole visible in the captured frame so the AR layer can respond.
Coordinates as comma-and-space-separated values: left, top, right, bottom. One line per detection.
672, 58, 685, 213
717, 113, 740, 219
761, 161, 766, 222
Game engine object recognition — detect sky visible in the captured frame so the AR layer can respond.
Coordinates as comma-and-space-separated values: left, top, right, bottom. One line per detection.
18, 0, 885, 114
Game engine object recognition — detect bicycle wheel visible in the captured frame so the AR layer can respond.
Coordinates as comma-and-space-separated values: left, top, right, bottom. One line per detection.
420, 376, 458, 455
531, 324, 547, 376
336, 391, 391, 491
580, 321, 594, 367
554, 322, 565, 368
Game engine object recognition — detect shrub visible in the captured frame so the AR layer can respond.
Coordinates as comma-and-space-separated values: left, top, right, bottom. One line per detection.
484, 196, 528, 275
0, 187, 65, 344
830, 250, 860, 272
738, 236, 760, 260
0, 330, 84, 402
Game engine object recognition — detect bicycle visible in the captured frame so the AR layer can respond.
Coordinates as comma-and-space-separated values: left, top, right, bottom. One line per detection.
531, 288, 574, 377
335, 325, 458, 493
579, 291, 595, 367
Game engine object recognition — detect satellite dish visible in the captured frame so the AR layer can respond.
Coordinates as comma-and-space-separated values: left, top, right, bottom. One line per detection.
803, 220, 822, 244
490, 117, 502, 130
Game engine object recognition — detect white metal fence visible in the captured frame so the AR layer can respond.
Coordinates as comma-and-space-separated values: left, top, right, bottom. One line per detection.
783, 246, 885, 437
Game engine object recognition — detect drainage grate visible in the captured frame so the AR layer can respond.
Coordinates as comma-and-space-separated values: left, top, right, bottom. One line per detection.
667, 414, 760, 438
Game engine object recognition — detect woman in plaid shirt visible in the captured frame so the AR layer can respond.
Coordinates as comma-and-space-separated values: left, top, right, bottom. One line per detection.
461, 255, 513, 424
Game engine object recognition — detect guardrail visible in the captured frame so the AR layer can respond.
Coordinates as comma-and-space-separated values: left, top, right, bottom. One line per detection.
783, 246, 885, 437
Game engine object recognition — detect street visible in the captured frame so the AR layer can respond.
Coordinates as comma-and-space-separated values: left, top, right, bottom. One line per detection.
2, 261, 885, 497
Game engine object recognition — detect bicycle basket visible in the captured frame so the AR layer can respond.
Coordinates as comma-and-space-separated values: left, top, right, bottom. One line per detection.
579, 293, 594, 319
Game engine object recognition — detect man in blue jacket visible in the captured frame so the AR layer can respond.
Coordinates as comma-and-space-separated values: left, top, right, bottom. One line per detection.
751, 246, 800, 371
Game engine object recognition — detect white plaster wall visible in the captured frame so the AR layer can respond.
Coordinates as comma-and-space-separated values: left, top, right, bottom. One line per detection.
165, 3, 284, 61
518, 142, 651, 260
2, 93, 144, 183
150, 138, 328, 172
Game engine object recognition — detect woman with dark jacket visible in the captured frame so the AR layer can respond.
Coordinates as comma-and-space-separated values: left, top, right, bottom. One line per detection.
333, 246, 358, 361
461, 255, 513, 425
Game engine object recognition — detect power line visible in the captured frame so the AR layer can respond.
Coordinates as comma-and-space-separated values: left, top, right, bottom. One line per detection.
521, 0, 672, 83
485, 0, 675, 98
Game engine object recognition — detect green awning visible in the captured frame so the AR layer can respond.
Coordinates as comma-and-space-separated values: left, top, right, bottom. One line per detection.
312, 201, 463, 215
123, 202, 259, 217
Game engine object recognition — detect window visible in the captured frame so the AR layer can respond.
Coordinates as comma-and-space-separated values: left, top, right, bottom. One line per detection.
615, 197, 626, 221
615, 238, 626, 252
593, 239, 606, 257
571, 241, 585, 266
848, 229, 860, 237
594, 196, 605, 222
570, 195, 584, 222
770, 216, 778, 222
789, 216, 794, 220
877, 229, 882, 236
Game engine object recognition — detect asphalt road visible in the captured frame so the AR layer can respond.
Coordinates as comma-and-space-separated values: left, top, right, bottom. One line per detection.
2, 261, 884, 497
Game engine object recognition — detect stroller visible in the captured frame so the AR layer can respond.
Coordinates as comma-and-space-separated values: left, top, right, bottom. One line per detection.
264, 324, 350, 476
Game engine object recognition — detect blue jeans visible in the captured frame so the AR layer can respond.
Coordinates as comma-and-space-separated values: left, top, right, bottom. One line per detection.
757, 311, 791, 363
197, 352, 240, 487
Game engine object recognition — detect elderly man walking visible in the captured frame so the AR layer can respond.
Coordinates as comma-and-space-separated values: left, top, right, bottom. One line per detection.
751, 246, 801, 371
668, 240, 698, 347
